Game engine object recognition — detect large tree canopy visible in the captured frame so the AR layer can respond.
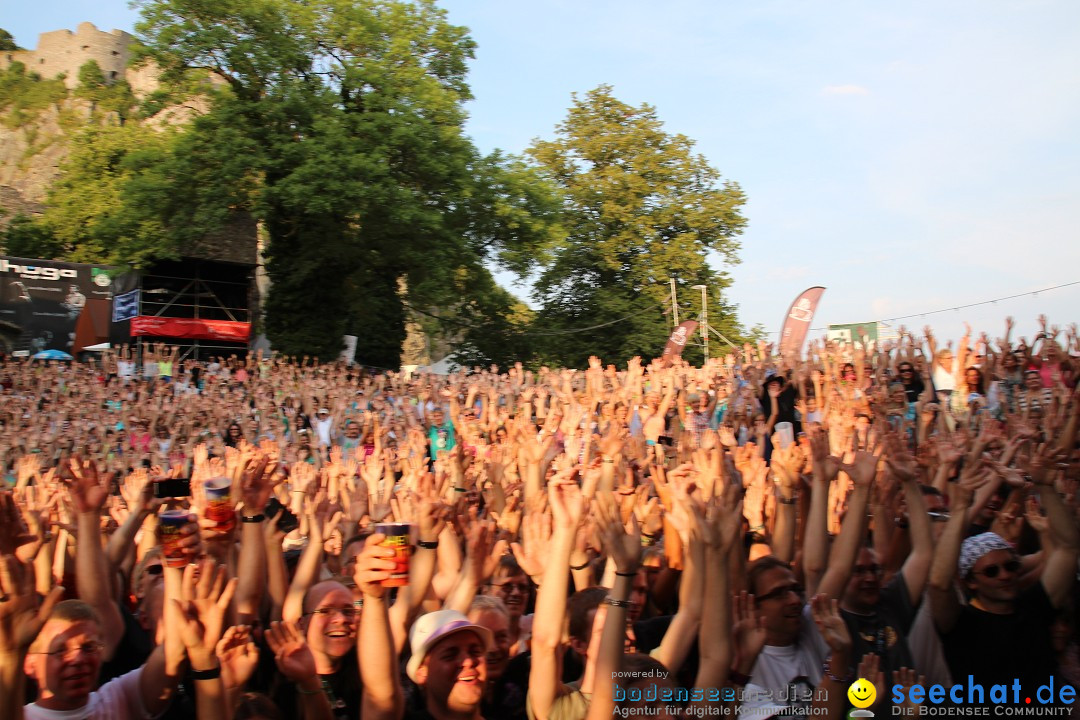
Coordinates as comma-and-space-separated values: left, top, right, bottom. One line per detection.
133, 0, 561, 364
527, 85, 748, 366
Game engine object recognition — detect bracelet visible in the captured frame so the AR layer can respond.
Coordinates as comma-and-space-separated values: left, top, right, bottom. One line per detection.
603, 597, 634, 608
191, 665, 221, 680
417, 540, 439, 550
296, 685, 323, 696
570, 558, 592, 571
777, 496, 797, 505
241, 514, 265, 523
453, 487, 468, 493
615, 570, 638, 577
822, 657, 853, 684
729, 669, 752, 687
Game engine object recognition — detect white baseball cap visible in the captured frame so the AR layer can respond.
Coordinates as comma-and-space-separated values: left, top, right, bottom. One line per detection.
405, 609, 492, 682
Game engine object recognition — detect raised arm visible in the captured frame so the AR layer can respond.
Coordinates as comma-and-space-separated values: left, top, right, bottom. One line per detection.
355, 534, 405, 720
815, 449, 878, 600
527, 476, 583, 720
804, 430, 840, 597
1027, 447, 1080, 608
586, 492, 643, 720
885, 437, 934, 605
928, 466, 983, 634
68, 458, 125, 657
172, 560, 238, 720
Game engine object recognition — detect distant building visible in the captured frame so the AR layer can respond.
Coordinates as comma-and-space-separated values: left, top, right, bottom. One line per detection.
0, 22, 132, 89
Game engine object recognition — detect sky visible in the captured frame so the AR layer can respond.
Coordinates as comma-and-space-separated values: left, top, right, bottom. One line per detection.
6, 0, 1080, 348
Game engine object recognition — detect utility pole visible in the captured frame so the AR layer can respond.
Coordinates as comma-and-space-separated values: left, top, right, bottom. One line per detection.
669, 278, 679, 328
692, 284, 708, 364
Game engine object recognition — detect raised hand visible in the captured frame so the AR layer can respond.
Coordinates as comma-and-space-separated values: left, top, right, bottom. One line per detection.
548, 473, 584, 531
810, 430, 840, 482
0, 492, 34, 557
732, 590, 767, 672
856, 652, 886, 710
595, 492, 641, 574
65, 456, 110, 514
510, 508, 551, 585
353, 533, 399, 599
265, 620, 318, 683
174, 560, 238, 668
810, 594, 851, 656
240, 452, 273, 514
0, 554, 65, 654
894, 667, 926, 717
841, 448, 882, 489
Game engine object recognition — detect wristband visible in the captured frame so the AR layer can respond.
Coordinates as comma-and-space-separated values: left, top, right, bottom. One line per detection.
646, 439, 657, 446
615, 570, 638, 577
453, 487, 467, 493
603, 597, 634, 608
296, 686, 322, 696
241, 514, 265, 523
192, 666, 221, 680
777, 496, 797, 505
822, 657, 853, 684
417, 540, 439, 550
570, 559, 591, 571
729, 669, 751, 687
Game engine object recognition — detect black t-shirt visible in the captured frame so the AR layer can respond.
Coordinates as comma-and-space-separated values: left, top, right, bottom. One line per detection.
268, 651, 362, 720
99, 604, 154, 683
840, 573, 916, 684
903, 376, 925, 403
941, 583, 1061, 705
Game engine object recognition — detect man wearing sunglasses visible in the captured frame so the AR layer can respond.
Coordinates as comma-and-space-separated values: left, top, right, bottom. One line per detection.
929, 454, 1079, 706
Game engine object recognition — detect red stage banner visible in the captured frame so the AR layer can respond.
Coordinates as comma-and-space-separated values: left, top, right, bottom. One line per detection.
778, 287, 825, 357
130, 316, 250, 342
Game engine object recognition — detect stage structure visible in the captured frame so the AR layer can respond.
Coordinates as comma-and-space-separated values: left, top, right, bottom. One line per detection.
113, 258, 255, 361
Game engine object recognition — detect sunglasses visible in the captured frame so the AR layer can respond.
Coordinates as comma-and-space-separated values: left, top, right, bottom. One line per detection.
973, 559, 1021, 578
755, 583, 804, 604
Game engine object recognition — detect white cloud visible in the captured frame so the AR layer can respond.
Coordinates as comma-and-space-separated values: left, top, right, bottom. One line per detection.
822, 84, 870, 96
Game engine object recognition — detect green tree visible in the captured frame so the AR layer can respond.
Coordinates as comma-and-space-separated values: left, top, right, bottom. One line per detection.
37, 122, 183, 267
135, 0, 560, 362
0, 29, 19, 51
527, 85, 748, 366
0, 213, 64, 258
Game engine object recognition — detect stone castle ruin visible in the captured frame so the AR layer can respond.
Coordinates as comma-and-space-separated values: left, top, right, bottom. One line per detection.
1, 22, 134, 90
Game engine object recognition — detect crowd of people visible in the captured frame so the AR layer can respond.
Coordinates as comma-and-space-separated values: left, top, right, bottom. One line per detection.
0, 315, 1077, 720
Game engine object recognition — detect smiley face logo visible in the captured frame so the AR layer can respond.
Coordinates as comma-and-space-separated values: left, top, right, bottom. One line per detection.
848, 678, 876, 709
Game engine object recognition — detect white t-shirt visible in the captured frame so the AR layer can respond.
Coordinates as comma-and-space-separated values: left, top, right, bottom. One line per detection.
742, 605, 829, 718
117, 361, 135, 379
314, 416, 334, 447
25, 668, 151, 720
932, 362, 956, 392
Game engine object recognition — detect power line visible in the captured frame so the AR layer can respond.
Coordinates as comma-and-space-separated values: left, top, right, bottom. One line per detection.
769, 280, 1080, 335
402, 300, 667, 337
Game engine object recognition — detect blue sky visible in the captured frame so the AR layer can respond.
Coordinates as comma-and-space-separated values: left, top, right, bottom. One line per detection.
7, 1, 1080, 348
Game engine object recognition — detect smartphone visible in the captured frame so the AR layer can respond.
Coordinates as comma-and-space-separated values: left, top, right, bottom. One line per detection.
658, 436, 674, 447
264, 497, 299, 534
153, 478, 192, 499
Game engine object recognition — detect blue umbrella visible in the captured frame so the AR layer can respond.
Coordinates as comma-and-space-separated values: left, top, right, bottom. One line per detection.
33, 349, 74, 360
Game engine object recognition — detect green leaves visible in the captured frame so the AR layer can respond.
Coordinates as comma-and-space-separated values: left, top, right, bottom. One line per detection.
527, 85, 749, 366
